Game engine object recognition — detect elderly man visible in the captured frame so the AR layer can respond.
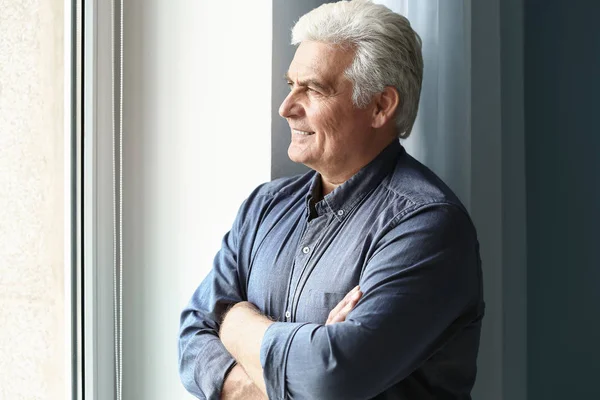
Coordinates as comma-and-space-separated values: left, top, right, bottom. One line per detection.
179, 1, 484, 399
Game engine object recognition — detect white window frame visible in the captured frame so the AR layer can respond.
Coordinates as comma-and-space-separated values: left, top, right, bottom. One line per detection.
81, 0, 119, 398
65, 0, 83, 398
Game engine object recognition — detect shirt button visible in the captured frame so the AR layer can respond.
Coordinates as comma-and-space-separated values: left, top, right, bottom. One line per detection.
285, 310, 291, 319
337, 210, 344, 216
302, 246, 310, 254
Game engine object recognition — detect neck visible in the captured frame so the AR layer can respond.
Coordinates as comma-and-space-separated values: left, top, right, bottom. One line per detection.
320, 180, 338, 198
318, 137, 397, 197
319, 169, 356, 197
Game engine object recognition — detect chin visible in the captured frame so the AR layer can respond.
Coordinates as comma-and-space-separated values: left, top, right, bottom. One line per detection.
287, 147, 313, 167
288, 145, 303, 163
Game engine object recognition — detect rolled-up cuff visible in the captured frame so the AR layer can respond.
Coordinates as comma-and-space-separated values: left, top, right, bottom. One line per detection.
193, 337, 237, 400
260, 322, 308, 400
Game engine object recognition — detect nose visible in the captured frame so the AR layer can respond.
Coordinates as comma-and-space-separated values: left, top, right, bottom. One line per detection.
279, 90, 303, 119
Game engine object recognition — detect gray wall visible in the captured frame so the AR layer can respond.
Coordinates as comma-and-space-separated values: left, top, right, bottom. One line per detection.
470, 0, 506, 397
525, 1, 600, 398
500, 0, 528, 398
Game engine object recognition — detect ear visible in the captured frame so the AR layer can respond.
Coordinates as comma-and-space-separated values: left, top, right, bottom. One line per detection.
371, 86, 400, 129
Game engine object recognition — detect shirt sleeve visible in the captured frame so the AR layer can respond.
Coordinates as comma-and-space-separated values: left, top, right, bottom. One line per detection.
178, 198, 251, 400
260, 204, 483, 400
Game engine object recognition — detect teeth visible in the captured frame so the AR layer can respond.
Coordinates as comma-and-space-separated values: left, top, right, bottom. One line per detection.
293, 129, 313, 136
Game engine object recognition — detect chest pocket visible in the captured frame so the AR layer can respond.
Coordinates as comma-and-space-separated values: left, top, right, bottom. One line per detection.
305, 289, 347, 309
296, 289, 347, 324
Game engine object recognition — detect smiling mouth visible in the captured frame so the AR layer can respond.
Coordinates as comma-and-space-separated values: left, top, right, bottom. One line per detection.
292, 129, 315, 136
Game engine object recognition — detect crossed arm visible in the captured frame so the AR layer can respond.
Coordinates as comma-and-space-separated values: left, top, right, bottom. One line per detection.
219, 287, 363, 399
179, 204, 480, 399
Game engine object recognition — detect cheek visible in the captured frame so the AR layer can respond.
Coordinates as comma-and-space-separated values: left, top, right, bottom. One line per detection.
311, 103, 344, 136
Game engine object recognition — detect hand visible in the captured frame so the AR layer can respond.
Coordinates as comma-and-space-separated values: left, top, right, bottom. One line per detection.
326, 285, 363, 325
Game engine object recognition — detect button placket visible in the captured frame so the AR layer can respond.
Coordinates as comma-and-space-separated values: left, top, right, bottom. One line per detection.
287, 216, 329, 322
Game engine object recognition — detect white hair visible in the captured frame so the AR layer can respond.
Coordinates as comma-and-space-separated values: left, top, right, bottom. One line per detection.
291, 0, 423, 138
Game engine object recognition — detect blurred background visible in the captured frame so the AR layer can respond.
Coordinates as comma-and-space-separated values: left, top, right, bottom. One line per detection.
1, 0, 598, 399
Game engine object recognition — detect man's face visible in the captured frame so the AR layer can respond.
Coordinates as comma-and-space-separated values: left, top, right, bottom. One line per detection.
280, 41, 375, 176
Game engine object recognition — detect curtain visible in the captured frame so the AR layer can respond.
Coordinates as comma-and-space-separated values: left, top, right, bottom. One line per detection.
375, 0, 471, 209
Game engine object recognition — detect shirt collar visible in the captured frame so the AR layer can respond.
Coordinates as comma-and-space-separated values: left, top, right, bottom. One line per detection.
305, 139, 404, 221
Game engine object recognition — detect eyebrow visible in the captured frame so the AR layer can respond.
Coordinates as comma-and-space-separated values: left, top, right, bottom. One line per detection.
284, 72, 332, 94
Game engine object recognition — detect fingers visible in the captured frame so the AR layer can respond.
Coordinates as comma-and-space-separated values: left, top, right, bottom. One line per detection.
328, 290, 362, 324
336, 289, 363, 323
326, 285, 362, 325
327, 285, 359, 321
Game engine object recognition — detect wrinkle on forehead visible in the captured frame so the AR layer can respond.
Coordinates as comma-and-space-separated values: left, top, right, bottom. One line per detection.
287, 42, 356, 94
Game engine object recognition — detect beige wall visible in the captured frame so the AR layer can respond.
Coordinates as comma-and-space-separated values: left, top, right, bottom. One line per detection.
0, 0, 65, 399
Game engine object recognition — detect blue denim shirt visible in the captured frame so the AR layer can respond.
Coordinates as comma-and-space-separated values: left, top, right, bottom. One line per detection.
179, 140, 484, 400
